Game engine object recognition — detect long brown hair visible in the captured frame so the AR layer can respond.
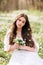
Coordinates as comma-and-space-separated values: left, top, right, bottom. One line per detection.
9, 13, 34, 47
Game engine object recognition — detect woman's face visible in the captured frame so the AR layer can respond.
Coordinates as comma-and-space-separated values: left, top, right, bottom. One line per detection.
16, 17, 26, 29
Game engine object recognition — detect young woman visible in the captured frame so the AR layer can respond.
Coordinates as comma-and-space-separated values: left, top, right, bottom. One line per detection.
4, 13, 43, 65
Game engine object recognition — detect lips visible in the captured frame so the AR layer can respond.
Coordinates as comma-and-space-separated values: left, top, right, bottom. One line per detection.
18, 24, 21, 26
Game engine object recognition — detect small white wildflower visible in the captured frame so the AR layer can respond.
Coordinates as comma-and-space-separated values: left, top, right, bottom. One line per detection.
27, 33, 29, 36
23, 41, 25, 44
13, 38, 25, 45
29, 39, 31, 41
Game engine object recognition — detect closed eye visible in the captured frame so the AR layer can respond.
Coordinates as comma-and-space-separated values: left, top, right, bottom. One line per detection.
22, 21, 25, 23
18, 19, 21, 21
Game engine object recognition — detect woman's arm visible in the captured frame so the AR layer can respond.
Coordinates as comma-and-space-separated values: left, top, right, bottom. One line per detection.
4, 30, 19, 51
4, 29, 20, 52
32, 36, 39, 52
4, 30, 11, 51
19, 36, 39, 52
8, 43, 20, 52
19, 45, 35, 52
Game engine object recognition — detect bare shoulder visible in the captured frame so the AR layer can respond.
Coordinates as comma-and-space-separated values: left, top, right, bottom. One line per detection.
7, 29, 12, 34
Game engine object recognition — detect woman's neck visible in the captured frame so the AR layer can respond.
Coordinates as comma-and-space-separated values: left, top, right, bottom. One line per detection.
16, 28, 22, 38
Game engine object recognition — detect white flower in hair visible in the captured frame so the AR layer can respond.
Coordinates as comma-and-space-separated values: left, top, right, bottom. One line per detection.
27, 33, 29, 36
28, 28, 30, 30
29, 39, 31, 41
24, 38, 26, 41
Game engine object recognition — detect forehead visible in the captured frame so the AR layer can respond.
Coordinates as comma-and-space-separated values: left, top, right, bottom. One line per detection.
19, 17, 26, 22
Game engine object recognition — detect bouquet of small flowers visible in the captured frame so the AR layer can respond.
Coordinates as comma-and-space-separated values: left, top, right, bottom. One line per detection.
13, 38, 25, 45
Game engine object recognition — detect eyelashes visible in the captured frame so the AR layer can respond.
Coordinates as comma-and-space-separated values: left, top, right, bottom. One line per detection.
18, 19, 21, 21
18, 19, 25, 24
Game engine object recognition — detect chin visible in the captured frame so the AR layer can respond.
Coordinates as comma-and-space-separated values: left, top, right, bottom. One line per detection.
17, 26, 22, 28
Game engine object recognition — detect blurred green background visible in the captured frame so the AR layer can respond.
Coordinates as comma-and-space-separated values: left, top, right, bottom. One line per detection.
0, 0, 43, 65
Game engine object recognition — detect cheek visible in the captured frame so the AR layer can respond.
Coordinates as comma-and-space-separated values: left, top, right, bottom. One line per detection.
22, 23, 25, 27
16, 21, 18, 26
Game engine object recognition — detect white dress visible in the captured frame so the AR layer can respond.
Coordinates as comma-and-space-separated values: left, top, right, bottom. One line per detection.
4, 29, 43, 65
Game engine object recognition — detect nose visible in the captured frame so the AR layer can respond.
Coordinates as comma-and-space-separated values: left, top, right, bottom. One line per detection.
19, 21, 22, 24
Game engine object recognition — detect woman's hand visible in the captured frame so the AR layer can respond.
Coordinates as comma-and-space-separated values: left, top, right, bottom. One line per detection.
19, 45, 35, 52
8, 43, 20, 52
14, 43, 20, 49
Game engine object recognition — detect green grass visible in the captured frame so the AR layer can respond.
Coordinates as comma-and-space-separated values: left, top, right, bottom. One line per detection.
0, 10, 43, 65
